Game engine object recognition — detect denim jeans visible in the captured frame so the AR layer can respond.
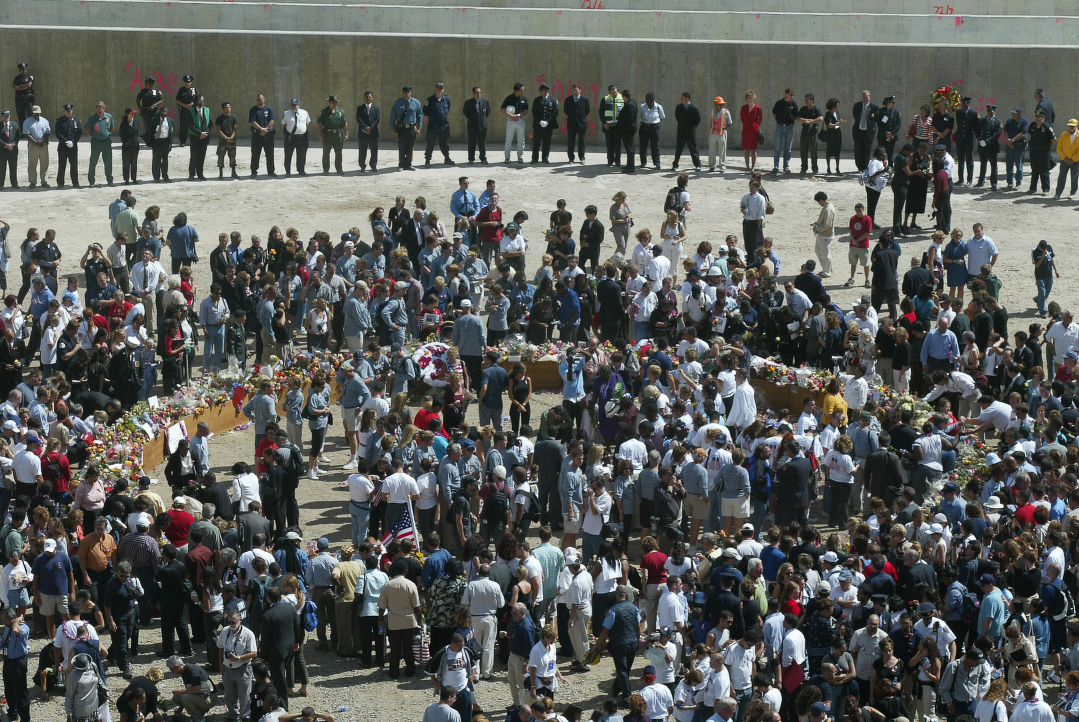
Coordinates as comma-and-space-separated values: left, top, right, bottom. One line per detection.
1036, 277, 1054, 314
582, 531, 602, 565
350, 500, 371, 547
202, 323, 225, 371
735, 686, 753, 722
773, 124, 794, 169
1005, 143, 1026, 186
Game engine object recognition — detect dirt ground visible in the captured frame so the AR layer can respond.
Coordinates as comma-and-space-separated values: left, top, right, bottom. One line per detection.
11, 141, 1074, 720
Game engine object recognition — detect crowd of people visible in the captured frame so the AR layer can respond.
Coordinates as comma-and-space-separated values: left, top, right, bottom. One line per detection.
0, 94, 1077, 722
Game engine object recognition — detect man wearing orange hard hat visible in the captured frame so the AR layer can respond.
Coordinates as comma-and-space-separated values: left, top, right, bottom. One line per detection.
708, 96, 732, 173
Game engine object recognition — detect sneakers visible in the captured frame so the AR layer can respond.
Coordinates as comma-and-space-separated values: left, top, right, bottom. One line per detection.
318, 455, 331, 464
819, 272, 832, 278
307, 470, 319, 480
844, 278, 856, 287
342, 457, 358, 470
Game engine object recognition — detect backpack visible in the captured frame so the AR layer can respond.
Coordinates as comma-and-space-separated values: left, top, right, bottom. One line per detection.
959, 590, 981, 626
43, 455, 62, 483
483, 481, 509, 520
514, 486, 542, 523
303, 598, 318, 632
663, 186, 684, 215
279, 444, 305, 488
247, 576, 270, 617
1051, 580, 1076, 622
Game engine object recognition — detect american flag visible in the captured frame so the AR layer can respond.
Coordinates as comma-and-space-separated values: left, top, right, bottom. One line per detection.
381, 503, 418, 546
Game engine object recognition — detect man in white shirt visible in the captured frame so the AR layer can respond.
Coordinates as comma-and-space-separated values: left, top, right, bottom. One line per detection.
736, 524, 764, 558
965, 395, 1014, 434
581, 477, 612, 564
640, 664, 675, 721
839, 366, 870, 415
237, 536, 275, 584
780, 614, 807, 689
647, 245, 672, 285
796, 398, 819, 435
130, 247, 165, 334
564, 549, 594, 669
1045, 309, 1079, 368
849, 615, 888, 694
657, 577, 687, 663
725, 369, 757, 432
617, 435, 648, 474
460, 563, 505, 680
725, 629, 764, 720
381, 458, 420, 530
283, 98, 313, 176
347, 472, 375, 547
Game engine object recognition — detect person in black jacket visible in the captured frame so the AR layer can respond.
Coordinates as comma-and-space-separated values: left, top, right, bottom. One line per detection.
259, 586, 299, 711
673, 93, 702, 171
54, 104, 82, 187
164, 439, 198, 492
954, 96, 978, 185
462, 86, 491, 165
531, 83, 559, 165
355, 91, 380, 172
851, 90, 879, 171
156, 543, 194, 658
118, 107, 140, 185
617, 90, 638, 174
260, 448, 286, 540
975, 105, 1002, 189
564, 83, 590, 164
0, 109, 17, 189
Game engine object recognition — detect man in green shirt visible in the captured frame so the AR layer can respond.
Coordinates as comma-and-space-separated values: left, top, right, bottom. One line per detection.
85, 101, 114, 186
317, 95, 348, 174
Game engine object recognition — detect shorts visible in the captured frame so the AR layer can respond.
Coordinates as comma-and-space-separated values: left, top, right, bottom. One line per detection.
848, 246, 869, 266
342, 407, 360, 432
686, 493, 709, 521
309, 426, 327, 456
721, 496, 750, 520
639, 498, 655, 527
39, 592, 70, 616
7, 588, 28, 608
563, 514, 582, 534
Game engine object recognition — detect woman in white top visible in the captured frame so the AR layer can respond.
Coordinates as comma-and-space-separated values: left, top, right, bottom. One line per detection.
304, 298, 330, 352
691, 242, 714, 275
39, 312, 61, 375
973, 678, 1008, 722
863, 146, 890, 222
663, 542, 695, 577
198, 567, 226, 674
124, 314, 149, 348
660, 210, 688, 282
528, 625, 565, 698
824, 435, 858, 528
908, 636, 941, 722
632, 281, 657, 343
414, 459, 439, 540
281, 572, 310, 697
2, 550, 33, 614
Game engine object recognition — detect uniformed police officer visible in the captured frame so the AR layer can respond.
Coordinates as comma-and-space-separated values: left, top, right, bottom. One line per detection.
423, 82, 453, 167
975, 104, 1002, 190
876, 96, 902, 164
954, 96, 978, 186
149, 107, 175, 182
54, 103, 82, 188
316, 96, 346, 175
11, 63, 34, 128
1027, 109, 1056, 195
248, 94, 276, 177
187, 95, 212, 180
531, 83, 559, 165
84, 101, 115, 187
175, 75, 198, 148
389, 86, 422, 171
284, 98, 312, 176
136, 77, 164, 146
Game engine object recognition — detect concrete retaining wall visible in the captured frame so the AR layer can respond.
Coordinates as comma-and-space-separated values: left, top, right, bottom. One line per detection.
0, 29, 1070, 149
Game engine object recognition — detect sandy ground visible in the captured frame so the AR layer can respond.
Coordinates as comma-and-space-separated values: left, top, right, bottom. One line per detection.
11, 139, 1076, 720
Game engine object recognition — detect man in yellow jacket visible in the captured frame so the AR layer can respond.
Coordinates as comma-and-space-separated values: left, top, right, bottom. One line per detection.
1055, 118, 1079, 199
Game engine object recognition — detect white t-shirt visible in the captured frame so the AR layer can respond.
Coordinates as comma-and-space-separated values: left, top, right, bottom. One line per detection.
440, 647, 473, 692
382, 472, 420, 504
824, 450, 856, 484
416, 472, 439, 511
347, 473, 375, 503
644, 640, 679, 683
979, 401, 1013, 432
658, 588, 686, 630
582, 492, 612, 536
527, 641, 558, 691
238, 548, 275, 582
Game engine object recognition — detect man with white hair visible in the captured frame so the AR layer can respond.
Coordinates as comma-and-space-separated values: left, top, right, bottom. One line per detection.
707, 695, 738, 722
564, 548, 594, 671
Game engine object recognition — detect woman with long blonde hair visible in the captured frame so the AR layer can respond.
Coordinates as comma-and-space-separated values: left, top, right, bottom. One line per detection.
281, 573, 309, 697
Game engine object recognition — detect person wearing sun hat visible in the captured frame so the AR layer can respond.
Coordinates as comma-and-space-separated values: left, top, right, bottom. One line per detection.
708, 95, 733, 173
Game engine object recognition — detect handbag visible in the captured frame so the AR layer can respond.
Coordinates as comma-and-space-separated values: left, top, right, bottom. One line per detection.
818, 128, 828, 142
757, 130, 765, 146
765, 200, 775, 215
413, 627, 431, 665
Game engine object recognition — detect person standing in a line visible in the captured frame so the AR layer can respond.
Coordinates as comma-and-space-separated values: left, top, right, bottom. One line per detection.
103, 560, 140, 679
852, 90, 879, 171
175, 74, 198, 148
11, 63, 34, 127
136, 76, 164, 145
709, 96, 733, 173
1026, 109, 1055, 195
54, 103, 82, 188
975, 104, 1001, 190
149, 107, 175, 183
356, 90, 380, 172
771, 88, 798, 175
501, 83, 529, 164
953, 95, 978, 185
1032, 239, 1059, 318
796, 94, 822, 176
283, 98, 313, 177
85, 101, 115, 187
215, 102, 239, 180
673, 92, 701, 171
423, 82, 453, 168
740, 90, 763, 172
315, 96, 346, 175
259, 586, 299, 710
378, 563, 423, 681
248, 94, 276, 177
0, 607, 29, 722
564, 83, 590, 164
598, 85, 624, 168
118, 107, 140, 185
390, 86, 422, 171
0, 109, 19, 189
218, 608, 257, 722
21, 105, 49, 188
1054, 118, 1079, 200
739, 181, 766, 262
638, 92, 664, 170
187, 95, 212, 181
531, 83, 559, 165
617, 89, 638, 174
877, 95, 903, 167
1003, 107, 1029, 190
462, 86, 491, 165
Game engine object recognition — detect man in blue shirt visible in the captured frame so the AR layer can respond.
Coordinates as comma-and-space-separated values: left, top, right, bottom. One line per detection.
423, 82, 453, 167
450, 176, 479, 219
248, 94, 276, 177
505, 602, 538, 707
0, 607, 30, 722
389, 85, 423, 171
479, 350, 509, 431
30, 537, 74, 641
243, 379, 279, 450
937, 482, 966, 533
975, 574, 1006, 639
921, 316, 960, 372
556, 281, 580, 344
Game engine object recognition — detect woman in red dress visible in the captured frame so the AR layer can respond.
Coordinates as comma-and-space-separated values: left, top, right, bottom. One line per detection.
740, 90, 764, 173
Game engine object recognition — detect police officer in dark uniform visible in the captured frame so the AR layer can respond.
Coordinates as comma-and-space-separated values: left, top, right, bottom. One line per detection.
1027, 109, 1056, 195
931, 99, 955, 155
389, 86, 422, 171
248, 94, 276, 177
531, 83, 559, 165
175, 75, 198, 148
876, 96, 902, 162
0, 109, 20, 189
54, 103, 82, 188
136, 77, 164, 146
617, 89, 638, 174
975, 104, 1002, 190
11, 63, 34, 128
953, 96, 978, 186
422, 82, 453, 167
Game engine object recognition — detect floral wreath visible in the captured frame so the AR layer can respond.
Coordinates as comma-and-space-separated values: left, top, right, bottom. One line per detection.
932, 85, 962, 111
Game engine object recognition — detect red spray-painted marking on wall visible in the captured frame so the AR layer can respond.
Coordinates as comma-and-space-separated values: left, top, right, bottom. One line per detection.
580, 0, 604, 8
932, 5, 954, 14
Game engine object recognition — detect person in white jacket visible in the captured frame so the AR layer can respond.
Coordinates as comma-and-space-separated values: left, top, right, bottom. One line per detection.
725, 369, 757, 433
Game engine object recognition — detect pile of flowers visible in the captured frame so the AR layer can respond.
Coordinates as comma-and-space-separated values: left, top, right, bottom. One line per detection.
750, 357, 829, 392
413, 342, 453, 387
77, 349, 345, 493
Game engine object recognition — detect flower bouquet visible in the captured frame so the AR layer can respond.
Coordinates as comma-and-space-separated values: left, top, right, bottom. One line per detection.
413, 341, 452, 387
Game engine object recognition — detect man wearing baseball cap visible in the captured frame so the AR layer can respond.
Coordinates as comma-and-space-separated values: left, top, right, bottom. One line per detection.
639, 663, 674, 720
12, 434, 42, 500
175, 74, 198, 146
31, 536, 75, 640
